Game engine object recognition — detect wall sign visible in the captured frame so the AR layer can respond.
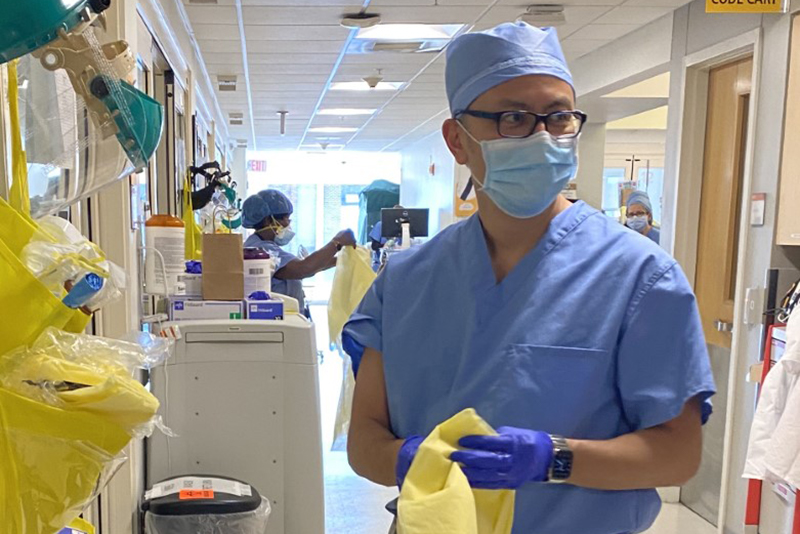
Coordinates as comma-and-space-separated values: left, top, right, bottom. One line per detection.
750, 193, 766, 226
706, 0, 785, 14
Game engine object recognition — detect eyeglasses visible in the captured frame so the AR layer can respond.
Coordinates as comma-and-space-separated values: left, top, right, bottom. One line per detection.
456, 109, 587, 139
627, 211, 649, 218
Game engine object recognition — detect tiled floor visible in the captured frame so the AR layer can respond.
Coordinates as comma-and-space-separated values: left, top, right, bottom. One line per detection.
643, 504, 717, 534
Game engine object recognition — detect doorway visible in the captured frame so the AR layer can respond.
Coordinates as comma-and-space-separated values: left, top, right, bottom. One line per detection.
679, 56, 753, 526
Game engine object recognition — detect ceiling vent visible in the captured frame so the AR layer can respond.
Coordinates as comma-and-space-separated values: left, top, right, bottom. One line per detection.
236, 139, 248, 148
519, 5, 566, 27
218, 75, 238, 92
229, 112, 244, 126
341, 12, 381, 29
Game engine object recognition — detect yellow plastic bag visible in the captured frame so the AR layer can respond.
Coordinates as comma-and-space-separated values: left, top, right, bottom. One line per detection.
0, 329, 165, 533
67, 517, 96, 534
7, 59, 31, 216
183, 172, 203, 261
0, 198, 90, 356
327, 246, 376, 345
398, 409, 515, 534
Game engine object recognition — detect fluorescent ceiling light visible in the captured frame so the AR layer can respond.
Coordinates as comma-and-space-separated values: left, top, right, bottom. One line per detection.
318, 108, 377, 116
331, 81, 403, 91
356, 24, 465, 41
309, 127, 359, 133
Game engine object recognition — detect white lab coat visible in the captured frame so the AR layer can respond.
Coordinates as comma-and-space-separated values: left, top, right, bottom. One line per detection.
743, 306, 800, 486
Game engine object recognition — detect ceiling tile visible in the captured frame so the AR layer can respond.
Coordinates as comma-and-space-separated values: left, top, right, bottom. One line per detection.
573, 23, 639, 40
185, 5, 238, 25
592, 6, 673, 24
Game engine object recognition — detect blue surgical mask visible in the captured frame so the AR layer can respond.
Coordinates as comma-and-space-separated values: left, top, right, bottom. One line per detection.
460, 125, 579, 218
627, 215, 649, 233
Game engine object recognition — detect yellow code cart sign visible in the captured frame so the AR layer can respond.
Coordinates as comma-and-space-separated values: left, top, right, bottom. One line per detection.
706, 0, 785, 13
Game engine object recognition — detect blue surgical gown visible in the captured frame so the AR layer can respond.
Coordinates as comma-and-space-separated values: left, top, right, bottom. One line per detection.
243, 234, 306, 311
343, 201, 715, 534
647, 226, 661, 244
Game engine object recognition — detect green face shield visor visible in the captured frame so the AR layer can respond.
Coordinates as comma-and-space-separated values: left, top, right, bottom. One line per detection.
1, 0, 163, 172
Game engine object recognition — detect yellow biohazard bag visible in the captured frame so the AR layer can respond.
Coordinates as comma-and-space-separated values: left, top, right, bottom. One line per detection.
0, 328, 167, 533
0, 198, 91, 356
327, 246, 376, 345
183, 172, 203, 260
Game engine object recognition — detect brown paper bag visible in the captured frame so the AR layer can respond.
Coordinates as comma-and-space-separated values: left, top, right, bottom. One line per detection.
202, 234, 244, 301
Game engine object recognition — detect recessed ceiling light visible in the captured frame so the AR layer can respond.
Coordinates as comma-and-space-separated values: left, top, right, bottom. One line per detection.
309, 127, 359, 133
330, 81, 403, 91
356, 24, 464, 41
318, 108, 377, 116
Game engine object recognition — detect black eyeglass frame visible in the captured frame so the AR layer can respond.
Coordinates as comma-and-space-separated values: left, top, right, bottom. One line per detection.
455, 109, 588, 139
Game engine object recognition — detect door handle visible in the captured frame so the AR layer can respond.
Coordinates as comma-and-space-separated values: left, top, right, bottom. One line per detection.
715, 320, 734, 333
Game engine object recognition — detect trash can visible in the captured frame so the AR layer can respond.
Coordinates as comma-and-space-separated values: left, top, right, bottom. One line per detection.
143, 476, 271, 534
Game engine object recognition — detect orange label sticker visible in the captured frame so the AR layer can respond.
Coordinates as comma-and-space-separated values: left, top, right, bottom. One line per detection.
179, 489, 214, 500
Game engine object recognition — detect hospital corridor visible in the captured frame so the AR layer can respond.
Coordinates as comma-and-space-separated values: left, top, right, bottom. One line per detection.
1, 0, 800, 534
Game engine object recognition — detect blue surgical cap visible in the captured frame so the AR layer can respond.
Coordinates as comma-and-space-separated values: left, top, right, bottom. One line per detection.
626, 191, 653, 214
242, 189, 294, 229
446, 23, 573, 116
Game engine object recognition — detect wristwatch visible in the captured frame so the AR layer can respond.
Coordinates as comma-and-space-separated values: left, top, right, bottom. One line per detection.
548, 435, 573, 483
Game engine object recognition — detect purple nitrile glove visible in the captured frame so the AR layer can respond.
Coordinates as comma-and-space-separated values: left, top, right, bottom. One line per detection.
396, 435, 424, 488
450, 427, 554, 490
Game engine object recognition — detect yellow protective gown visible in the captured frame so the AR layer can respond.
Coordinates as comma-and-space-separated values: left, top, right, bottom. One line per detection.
327, 246, 376, 344
398, 409, 515, 534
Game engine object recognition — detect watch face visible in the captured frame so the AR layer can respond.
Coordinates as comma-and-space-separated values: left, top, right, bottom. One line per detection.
553, 450, 573, 480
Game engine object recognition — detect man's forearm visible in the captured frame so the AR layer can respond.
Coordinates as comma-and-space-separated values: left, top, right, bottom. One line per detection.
567, 400, 702, 490
347, 416, 404, 487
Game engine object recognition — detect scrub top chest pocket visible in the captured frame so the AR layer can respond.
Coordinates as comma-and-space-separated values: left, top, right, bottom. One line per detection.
483, 344, 614, 437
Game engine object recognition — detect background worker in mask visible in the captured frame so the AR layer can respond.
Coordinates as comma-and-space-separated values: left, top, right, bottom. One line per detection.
243, 189, 356, 313
344, 22, 715, 534
625, 190, 660, 244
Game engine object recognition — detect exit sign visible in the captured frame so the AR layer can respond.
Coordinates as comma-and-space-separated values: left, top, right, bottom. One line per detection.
706, 0, 785, 13
247, 160, 267, 172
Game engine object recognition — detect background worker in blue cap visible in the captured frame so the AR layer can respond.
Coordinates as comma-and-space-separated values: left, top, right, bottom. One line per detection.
626, 190, 661, 244
344, 22, 715, 534
242, 189, 356, 313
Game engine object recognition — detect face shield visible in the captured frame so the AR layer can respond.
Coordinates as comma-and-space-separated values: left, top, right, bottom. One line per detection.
1, 0, 164, 218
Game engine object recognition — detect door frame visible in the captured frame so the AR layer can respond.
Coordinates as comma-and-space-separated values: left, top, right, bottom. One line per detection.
671, 29, 762, 532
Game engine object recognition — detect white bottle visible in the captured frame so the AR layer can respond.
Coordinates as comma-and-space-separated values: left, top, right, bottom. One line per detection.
145, 215, 186, 296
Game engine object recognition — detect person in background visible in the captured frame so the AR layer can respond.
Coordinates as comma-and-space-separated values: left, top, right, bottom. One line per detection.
625, 190, 660, 244
242, 189, 356, 314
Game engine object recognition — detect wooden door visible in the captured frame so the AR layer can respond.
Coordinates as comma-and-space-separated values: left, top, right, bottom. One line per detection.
695, 57, 753, 349
681, 57, 753, 527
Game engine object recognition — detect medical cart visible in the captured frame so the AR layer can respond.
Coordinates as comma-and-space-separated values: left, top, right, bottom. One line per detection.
146, 317, 325, 534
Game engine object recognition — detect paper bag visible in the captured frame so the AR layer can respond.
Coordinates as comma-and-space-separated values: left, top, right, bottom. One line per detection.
202, 234, 244, 301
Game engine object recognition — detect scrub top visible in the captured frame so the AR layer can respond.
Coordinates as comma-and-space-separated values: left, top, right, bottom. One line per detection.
647, 226, 661, 244
244, 233, 306, 311
343, 201, 715, 534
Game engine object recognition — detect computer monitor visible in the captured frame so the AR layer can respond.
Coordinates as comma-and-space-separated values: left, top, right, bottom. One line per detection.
381, 208, 429, 239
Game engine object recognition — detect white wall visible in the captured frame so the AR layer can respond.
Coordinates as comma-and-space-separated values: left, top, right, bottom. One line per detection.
400, 131, 456, 236
574, 123, 607, 210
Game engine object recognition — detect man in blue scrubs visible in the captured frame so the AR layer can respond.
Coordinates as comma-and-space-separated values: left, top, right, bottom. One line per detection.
343, 22, 715, 534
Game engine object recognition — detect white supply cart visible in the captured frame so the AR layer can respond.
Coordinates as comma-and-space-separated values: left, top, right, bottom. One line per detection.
147, 317, 325, 534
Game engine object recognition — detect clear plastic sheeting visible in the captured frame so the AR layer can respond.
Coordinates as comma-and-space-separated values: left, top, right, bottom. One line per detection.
4, 18, 162, 218
144, 497, 272, 534
0, 328, 169, 533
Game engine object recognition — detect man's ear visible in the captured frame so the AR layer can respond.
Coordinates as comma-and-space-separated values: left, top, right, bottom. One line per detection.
442, 119, 470, 165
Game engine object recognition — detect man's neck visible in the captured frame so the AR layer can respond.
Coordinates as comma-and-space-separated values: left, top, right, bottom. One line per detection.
478, 194, 572, 283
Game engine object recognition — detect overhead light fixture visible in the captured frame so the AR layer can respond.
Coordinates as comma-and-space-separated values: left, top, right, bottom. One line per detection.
341, 12, 381, 29
518, 5, 566, 27
318, 108, 377, 116
331, 81, 402, 92
309, 127, 358, 133
355, 24, 464, 41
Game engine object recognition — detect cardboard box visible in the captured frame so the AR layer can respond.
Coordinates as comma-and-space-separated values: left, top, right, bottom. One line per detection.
170, 299, 244, 321
246, 299, 284, 320
177, 273, 202, 298
202, 234, 244, 301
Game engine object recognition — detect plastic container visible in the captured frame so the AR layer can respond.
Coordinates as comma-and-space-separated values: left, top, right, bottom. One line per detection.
143, 476, 271, 534
145, 215, 185, 296
243, 248, 272, 296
